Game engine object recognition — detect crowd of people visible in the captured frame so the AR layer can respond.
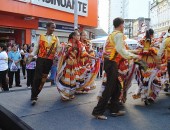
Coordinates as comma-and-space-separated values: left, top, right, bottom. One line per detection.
0, 18, 170, 120
0, 43, 37, 91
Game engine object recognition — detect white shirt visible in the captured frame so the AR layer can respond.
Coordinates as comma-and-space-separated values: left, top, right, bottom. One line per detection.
0, 51, 8, 71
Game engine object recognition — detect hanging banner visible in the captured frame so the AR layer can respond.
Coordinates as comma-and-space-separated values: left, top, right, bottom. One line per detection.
31, 0, 88, 16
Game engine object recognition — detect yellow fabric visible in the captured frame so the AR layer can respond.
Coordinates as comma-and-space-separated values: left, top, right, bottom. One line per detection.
165, 37, 170, 52
143, 41, 151, 52
104, 31, 122, 61
38, 34, 58, 59
165, 37, 170, 58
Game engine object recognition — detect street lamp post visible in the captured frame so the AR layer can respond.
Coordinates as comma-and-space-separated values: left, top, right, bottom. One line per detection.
74, 0, 78, 30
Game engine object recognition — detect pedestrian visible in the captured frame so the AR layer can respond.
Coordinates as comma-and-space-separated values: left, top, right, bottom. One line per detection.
30, 22, 60, 105
20, 44, 28, 79
8, 44, 22, 88
92, 17, 140, 120
97, 48, 103, 78
46, 55, 58, 86
24, 47, 36, 88
7, 46, 12, 54
0, 43, 9, 91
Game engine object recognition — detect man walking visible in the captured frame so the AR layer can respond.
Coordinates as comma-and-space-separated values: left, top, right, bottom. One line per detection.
92, 18, 140, 120
30, 22, 60, 105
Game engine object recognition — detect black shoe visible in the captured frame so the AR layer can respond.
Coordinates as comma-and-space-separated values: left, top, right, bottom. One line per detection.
30, 96, 38, 101
144, 99, 150, 106
9, 86, 12, 88
51, 80, 56, 86
148, 98, 154, 104
31, 100, 37, 105
24, 76, 26, 79
46, 79, 51, 82
16, 85, 22, 87
164, 87, 169, 92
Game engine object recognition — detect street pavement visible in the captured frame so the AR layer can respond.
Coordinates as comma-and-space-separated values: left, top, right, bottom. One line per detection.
0, 78, 170, 130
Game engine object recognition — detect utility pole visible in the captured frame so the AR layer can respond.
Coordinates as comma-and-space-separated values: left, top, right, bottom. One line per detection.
74, 0, 78, 30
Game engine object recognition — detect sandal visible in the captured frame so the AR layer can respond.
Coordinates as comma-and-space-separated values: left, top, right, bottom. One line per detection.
93, 115, 107, 120
132, 94, 141, 99
61, 97, 70, 101
70, 95, 75, 99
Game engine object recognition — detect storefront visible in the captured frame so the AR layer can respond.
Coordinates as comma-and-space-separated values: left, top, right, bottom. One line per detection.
0, 0, 98, 45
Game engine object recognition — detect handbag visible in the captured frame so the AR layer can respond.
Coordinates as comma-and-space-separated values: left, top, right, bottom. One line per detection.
10, 61, 18, 72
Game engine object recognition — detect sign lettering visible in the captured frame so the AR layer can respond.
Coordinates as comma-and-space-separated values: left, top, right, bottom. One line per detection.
31, 0, 88, 16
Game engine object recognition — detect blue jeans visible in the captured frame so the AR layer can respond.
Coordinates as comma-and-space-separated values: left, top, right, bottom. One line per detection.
49, 65, 57, 85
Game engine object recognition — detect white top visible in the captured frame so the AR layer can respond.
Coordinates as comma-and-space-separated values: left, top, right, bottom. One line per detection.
0, 51, 8, 71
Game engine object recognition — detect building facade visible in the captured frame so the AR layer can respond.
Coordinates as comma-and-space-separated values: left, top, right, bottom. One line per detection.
150, 0, 170, 36
132, 17, 150, 39
124, 19, 135, 38
108, 0, 129, 34
0, 0, 98, 45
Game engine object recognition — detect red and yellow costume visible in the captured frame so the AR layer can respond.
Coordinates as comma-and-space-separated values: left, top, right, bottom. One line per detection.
98, 31, 135, 103
133, 38, 162, 103
38, 34, 58, 59
78, 40, 97, 92
56, 40, 99, 100
31, 34, 59, 101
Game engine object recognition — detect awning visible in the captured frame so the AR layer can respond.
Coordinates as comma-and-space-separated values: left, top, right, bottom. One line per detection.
90, 36, 108, 44
85, 27, 108, 36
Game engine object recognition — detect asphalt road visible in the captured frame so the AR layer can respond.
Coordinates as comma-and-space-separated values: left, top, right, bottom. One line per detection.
0, 78, 170, 130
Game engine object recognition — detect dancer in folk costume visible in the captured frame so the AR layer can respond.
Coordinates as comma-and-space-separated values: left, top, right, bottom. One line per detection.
30, 22, 60, 105
92, 18, 140, 120
98, 36, 138, 104
132, 29, 162, 105
77, 31, 97, 93
158, 29, 170, 93
56, 31, 99, 101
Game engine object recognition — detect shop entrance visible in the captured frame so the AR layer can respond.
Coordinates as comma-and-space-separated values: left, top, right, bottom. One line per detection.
0, 27, 25, 47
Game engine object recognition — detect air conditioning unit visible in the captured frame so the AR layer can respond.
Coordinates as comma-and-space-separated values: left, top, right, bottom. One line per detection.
24, 16, 35, 20
14, 0, 30, 3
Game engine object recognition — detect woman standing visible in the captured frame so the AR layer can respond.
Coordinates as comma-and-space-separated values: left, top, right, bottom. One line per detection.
20, 44, 28, 79
24, 47, 36, 88
0, 43, 9, 91
56, 31, 98, 101
132, 29, 161, 105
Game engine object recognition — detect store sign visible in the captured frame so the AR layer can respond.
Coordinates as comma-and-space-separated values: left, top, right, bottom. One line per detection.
39, 22, 74, 31
31, 0, 88, 16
